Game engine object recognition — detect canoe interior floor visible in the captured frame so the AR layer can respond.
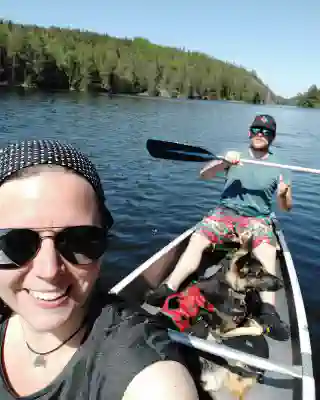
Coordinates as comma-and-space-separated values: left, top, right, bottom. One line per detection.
142, 245, 301, 400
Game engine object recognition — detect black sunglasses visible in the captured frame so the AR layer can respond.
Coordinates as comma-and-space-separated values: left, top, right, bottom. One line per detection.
249, 127, 275, 139
0, 225, 107, 269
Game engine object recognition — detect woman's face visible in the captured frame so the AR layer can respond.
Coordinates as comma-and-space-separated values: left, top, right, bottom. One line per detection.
0, 170, 102, 332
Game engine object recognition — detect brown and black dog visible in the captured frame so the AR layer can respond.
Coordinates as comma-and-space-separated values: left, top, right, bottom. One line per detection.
193, 231, 283, 333
146, 232, 283, 399
183, 232, 283, 399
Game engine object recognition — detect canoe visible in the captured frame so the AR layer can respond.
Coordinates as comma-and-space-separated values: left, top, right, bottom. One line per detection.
110, 216, 315, 399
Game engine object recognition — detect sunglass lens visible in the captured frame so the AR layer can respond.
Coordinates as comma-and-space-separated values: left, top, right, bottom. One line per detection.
251, 128, 260, 135
250, 128, 273, 138
56, 226, 107, 265
262, 129, 273, 137
0, 229, 40, 267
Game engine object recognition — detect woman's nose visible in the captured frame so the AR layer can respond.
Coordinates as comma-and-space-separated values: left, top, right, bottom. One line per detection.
30, 237, 61, 279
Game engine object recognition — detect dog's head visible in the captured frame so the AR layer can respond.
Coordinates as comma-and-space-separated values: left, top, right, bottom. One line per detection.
228, 229, 256, 273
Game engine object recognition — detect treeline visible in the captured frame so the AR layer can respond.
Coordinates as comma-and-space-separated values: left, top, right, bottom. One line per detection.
294, 85, 320, 108
0, 19, 275, 102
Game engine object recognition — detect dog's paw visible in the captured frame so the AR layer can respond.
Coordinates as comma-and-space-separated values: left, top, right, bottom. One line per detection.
246, 272, 284, 292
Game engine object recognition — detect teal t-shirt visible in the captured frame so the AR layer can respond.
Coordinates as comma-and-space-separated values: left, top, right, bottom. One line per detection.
220, 147, 292, 217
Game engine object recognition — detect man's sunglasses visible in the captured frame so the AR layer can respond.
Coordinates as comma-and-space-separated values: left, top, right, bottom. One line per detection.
249, 127, 275, 139
0, 225, 107, 269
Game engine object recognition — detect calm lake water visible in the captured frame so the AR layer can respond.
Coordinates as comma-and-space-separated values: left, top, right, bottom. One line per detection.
0, 92, 319, 385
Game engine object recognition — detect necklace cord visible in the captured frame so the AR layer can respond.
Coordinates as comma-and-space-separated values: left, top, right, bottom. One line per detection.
25, 319, 87, 357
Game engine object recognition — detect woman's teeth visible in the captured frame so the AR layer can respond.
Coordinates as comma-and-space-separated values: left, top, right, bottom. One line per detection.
28, 289, 68, 301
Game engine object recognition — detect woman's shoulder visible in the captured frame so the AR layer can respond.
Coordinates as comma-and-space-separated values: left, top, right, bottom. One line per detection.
89, 293, 182, 362
78, 293, 185, 399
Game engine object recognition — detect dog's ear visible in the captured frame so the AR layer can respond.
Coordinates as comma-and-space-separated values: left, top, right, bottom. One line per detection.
231, 250, 252, 274
239, 230, 253, 252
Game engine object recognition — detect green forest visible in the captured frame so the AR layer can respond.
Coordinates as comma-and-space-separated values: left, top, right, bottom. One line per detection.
0, 19, 277, 103
291, 85, 320, 108
0, 19, 317, 107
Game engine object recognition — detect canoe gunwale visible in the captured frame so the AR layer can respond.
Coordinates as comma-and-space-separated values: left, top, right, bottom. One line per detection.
272, 217, 315, 399
109, 227, 195, 295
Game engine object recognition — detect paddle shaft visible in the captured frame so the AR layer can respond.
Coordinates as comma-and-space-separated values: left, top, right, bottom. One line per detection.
220, 156, 320, 175
147, 139, 320, 175
172, 150, 320, 175
168, 329, 302, 379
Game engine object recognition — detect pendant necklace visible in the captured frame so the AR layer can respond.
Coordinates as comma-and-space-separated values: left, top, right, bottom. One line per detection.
25, 320, 86, 368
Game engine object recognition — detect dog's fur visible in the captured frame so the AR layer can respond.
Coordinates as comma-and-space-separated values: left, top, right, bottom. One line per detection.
188, 231, 283, 399
224, 231, 283, 294
148, 231, 283, 399
199, 332, 259, 399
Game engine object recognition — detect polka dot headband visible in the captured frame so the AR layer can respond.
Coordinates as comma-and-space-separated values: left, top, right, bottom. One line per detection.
0, 139, 114, 229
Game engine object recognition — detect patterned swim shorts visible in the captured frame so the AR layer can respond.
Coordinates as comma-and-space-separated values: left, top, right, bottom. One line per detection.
195, 206, 276, 249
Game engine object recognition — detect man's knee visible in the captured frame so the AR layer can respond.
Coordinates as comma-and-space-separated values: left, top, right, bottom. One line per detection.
252, 233, 277, 249
248, 219, 277, 249
188, 232, 212, 251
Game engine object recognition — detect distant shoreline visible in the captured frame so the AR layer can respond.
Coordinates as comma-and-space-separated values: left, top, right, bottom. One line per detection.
0, 83, 273, 106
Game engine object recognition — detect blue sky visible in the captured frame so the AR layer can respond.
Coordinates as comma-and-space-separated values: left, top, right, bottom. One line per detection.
1, 0, 319, 98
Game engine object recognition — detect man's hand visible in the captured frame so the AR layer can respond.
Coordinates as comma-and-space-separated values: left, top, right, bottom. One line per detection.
224, 151, 242, 165
277, 174, 292, 211
278, 174, 289, 197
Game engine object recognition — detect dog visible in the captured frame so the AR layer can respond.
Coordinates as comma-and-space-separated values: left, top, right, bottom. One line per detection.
149, 230, 283, 399
224, 231, 283, 294
183, 231, 283, 399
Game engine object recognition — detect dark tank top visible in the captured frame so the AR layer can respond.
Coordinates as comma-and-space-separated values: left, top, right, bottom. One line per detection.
0, 294, 184, 399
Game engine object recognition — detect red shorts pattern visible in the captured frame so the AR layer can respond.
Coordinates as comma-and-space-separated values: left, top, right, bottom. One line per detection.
196, 206, 276, 249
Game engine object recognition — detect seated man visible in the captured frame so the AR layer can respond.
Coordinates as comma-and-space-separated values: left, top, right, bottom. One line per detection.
145, 114, 292, 341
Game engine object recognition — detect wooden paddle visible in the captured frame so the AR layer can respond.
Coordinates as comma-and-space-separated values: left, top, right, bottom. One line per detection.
146, 139, 320, 174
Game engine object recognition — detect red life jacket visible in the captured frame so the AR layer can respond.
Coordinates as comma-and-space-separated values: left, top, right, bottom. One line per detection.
161, 285, 215, 332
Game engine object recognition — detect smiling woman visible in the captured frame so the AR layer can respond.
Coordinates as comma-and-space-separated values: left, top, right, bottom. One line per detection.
0, 140, 198, 400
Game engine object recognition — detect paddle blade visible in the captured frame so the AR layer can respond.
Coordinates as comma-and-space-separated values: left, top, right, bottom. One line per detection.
146, 139, 216, 162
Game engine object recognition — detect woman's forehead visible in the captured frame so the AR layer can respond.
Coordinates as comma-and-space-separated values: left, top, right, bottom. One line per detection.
0, 171, 99, 228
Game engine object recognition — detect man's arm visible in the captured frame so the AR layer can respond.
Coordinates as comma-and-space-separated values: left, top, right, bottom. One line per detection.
122, 360, 199, 400
200, 159, 228, 179
200, 151, 241, 180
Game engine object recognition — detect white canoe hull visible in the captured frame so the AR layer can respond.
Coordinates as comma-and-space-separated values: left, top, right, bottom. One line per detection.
110, 218, 315, 399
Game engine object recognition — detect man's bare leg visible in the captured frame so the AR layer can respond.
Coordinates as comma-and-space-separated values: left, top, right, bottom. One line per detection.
144, 232, 212, 306
252, 241, 277, 305
165, 232, 212, 291
252, 241, 290, 340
